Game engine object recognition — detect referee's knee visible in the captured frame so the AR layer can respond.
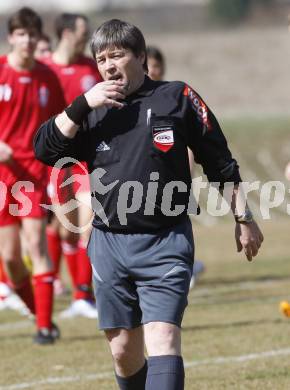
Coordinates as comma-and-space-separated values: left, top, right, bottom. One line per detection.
145, 322, 181, 356
111, 346, 143, 377
105, 328, 145, 376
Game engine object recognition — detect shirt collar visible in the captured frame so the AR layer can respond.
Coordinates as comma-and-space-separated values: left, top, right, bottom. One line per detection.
127, 75, 156, 99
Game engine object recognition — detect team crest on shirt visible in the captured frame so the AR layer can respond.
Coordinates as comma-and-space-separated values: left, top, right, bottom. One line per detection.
152, 125, 174, 152
0, 84, 12, 101
81, 75, 96, 92
62, 68, 75, 75
19, 76, 32, 84
38, 86, 49, 107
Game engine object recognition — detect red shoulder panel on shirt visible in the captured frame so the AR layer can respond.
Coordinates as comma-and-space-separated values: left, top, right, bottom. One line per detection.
183, 84, 212, 132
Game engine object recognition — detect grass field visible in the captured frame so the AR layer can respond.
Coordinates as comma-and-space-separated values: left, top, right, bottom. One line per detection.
1, 117, 290, 389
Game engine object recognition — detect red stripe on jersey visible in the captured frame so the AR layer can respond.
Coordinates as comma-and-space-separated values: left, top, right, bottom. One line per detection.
183, 84, 212, 132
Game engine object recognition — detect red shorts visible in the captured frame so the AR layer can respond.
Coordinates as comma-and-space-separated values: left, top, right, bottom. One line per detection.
47, 162, 90, 205
47, 166, 73, 205
71, 162, 90, 195
0, 159, 48, 226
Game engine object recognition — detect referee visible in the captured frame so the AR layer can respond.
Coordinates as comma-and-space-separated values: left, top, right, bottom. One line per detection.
34, 19, 264, 390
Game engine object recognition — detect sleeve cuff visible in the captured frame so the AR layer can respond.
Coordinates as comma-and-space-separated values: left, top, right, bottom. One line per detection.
53, 117, 76, 144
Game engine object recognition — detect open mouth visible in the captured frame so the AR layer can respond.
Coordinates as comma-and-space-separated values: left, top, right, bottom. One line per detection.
108, 75, 130, 92
108, 74, 123, 81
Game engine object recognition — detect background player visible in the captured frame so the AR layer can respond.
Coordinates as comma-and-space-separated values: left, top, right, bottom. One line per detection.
0, 259, 29, 314
34, 33, 52, 60
146, 45, 165, 81
43, 13, 101, 318
0, 7, 65, 344
0, 31, 53, 314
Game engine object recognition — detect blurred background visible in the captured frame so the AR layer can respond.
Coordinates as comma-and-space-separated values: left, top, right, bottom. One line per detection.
1, 0, 290, 118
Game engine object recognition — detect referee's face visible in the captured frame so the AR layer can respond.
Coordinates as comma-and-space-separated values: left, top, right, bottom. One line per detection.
95, 47, 145, 95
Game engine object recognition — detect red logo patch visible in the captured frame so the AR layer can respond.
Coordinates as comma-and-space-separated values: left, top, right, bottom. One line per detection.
184, 85, 212, 133
153, 126, 174, 152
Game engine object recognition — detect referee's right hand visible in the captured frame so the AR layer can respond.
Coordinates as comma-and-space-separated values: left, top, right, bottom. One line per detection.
84, 80, 126, 110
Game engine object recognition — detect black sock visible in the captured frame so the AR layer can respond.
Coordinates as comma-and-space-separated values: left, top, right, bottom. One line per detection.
115, 361, 148, 390
146, 355, 184, 390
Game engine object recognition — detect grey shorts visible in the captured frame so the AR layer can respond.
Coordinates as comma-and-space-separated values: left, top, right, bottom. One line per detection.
87, 218, 194, 330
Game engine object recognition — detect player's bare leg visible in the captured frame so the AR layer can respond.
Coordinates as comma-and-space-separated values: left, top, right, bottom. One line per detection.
0, 224, 36, 317
46, 213, 63, 294
47, 210, 78, 295
59, 190, 97, 319
22, 217, 59, 344
51, 204, 80, 315
0, 224, 27, 282
75, 190, 95, 303
58, 210, 79, 298
22, 218, 51, 274
46, 171, 78, 296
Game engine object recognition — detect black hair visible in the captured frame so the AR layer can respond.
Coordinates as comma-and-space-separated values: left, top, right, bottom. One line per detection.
38, 33, 51, 43
146, 46, 164, 66
90, 19, 147, 71
55, 13, 88, 40
8, 7, 42, 34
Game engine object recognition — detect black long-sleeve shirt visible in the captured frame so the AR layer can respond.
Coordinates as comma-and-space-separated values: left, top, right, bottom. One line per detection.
34, 76, 241, 233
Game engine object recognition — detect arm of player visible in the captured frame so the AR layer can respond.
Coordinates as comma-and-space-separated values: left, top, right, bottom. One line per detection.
230, 184, 264, 261
0, 140, 13, 164
55, 80, 126, 139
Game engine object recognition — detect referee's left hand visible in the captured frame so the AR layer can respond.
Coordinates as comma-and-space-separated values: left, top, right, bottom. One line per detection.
235, 221, 264, 261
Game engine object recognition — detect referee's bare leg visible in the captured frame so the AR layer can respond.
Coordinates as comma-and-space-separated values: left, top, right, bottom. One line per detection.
105, 322, 184, 390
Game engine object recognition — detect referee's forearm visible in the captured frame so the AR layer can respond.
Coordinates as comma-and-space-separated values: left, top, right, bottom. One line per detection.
56, 93, 91, 137
230, 184, 250, 217
34, 117, 76, 166
55, 111, 79, 139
